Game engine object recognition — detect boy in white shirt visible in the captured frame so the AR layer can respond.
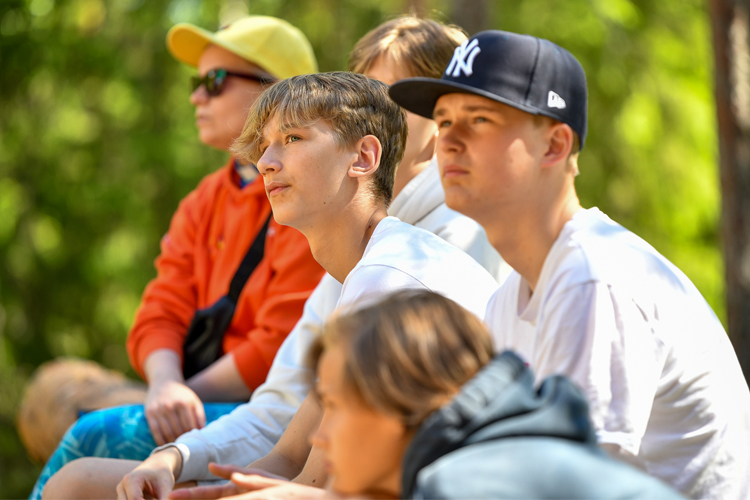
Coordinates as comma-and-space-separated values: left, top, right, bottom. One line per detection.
390, 30, 750, 499
233, 72, 497, 321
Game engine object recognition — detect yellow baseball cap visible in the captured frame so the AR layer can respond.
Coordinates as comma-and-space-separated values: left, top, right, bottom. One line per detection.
166, 16, 318, 79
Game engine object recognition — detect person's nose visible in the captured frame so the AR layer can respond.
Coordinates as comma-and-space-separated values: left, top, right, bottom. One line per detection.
190, 84, 209, 106
437, 122, 465, 155
310, 411, 331, 451
256, 145, 282, 176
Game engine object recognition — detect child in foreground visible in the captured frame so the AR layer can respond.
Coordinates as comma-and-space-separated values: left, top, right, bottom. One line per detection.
308, 290, 685, 499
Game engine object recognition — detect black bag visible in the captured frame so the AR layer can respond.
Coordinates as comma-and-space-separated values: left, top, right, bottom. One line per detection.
182, 215, 271, 379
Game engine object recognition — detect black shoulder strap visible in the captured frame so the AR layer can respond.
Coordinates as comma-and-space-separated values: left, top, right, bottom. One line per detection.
227, 214, 272, 304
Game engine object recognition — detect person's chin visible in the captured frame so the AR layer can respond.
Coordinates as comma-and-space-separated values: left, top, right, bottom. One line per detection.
443, 184, 471, 211
268, 205, 296, 228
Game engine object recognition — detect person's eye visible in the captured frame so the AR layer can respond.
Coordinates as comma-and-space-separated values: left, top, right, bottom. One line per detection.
286, 135, 301, 144
474, 116, 488, 123
437, 120, 452, 128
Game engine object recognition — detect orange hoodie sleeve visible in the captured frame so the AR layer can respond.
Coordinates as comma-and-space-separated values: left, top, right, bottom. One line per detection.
126, 184, 208, 381
126, 165, 325, 388
224, 222, 325, 389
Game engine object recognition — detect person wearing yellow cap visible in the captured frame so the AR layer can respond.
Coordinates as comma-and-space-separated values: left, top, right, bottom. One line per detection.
30, 16, 325, 500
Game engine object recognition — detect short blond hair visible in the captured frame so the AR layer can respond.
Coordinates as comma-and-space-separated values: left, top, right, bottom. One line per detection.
348, 16, 467, 79
231, 72, 407, 206
310, 290, 493, 427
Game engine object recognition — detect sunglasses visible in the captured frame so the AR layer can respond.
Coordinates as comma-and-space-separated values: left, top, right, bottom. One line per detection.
191, 68, 276, 96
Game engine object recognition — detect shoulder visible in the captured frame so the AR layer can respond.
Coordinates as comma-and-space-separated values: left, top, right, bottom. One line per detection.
175, 161, 233, 216
548, 209, 700, 304
417, 203, 486, 246
411, 438, 685, 500
370, 217, 478, 261
339, 264, 426, 310
542, 209, 657, 291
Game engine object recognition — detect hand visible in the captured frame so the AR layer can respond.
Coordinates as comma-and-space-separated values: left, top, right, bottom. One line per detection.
117, 448, 182, 500
169, 463, 288, 499
225, 475, 325, 500
146, 379, 207, 445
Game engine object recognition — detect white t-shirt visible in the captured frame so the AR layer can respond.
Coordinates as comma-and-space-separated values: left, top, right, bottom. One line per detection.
337, 216, 497, 319
486, 208, 750, 500
172, 202, 501, 482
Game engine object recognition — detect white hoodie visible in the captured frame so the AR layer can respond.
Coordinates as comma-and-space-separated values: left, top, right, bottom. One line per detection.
168, 158, 510, 482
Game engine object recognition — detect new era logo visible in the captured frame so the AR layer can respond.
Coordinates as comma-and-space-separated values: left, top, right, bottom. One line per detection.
547, 91, 566, 109
446, 39, 481, 78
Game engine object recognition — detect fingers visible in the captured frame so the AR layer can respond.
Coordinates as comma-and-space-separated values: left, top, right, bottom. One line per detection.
194, 401, 207, 429
207, 463, 251, 480
146, 405, 180, 446
150, 476, 174, 500
154, 413, 179, 444
229, 473, 286, 492
168, 483, 237, 500
176, 404, 198, 433
146, 412, 167, 446
117, 476, 146, 500
164, 408, 185, 441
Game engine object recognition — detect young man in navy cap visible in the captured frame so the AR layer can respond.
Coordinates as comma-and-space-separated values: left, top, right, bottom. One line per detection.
390, 31, 750, 499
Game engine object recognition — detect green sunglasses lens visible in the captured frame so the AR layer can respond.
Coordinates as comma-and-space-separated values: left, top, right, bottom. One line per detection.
191, 69, 228, 96
205, 69, 226, 95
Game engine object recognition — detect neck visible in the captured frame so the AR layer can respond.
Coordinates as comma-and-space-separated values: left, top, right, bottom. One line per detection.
302, 201, 388, 283
487, 175, 581, 291
360, 468, 403, 500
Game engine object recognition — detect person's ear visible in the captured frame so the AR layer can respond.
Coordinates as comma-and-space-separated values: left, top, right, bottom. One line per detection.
540, 122, 574, 168
348, 135, 382, 178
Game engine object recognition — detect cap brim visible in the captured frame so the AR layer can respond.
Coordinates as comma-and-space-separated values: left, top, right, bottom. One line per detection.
389, 77, 541, 120
167, 23, 264, 69
167, 24, 218, 67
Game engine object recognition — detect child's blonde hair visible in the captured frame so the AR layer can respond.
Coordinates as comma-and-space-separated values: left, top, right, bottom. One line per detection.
231, 72, 408, 206
349, 16, 467, 79
310, 290, 493, 427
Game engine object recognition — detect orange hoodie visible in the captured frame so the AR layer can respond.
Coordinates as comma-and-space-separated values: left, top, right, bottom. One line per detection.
126, 158, 325, 390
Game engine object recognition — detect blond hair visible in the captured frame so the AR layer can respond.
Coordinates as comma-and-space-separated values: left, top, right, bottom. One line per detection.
231, 72, 407, 206
310, 290, 493, 427
348, 16, 467, 79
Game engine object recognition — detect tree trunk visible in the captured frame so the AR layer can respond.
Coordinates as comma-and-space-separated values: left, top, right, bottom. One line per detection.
709, 0, 750, 381
450, 0, 491, 35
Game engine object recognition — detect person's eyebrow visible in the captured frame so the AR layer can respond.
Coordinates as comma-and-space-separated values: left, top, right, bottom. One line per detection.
433, 107, 448, 119
464, 105, 502, 114
257, 132, 270, 151
433, 104, 502, 119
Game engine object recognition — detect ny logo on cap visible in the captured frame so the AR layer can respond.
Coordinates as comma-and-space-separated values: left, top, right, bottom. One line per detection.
446, 39, 481, 78
547, 91, 566, 109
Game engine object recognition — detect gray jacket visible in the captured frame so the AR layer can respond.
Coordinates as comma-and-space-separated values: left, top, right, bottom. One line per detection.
403, 352, 686, 499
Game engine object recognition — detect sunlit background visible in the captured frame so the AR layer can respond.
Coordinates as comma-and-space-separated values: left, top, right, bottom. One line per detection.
0, 0, 718, 495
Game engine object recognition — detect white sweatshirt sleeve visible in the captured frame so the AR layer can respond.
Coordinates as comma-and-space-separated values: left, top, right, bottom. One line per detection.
418, 204, 512, 285
164, 274, 342, 482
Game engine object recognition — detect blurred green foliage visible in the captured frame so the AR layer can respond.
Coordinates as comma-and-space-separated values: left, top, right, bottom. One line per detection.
0, 0, 720, 497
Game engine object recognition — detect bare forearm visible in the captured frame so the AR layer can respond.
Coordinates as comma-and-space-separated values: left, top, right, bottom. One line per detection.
293, 445, 327, 487
246, 452, 303, 481
144, 349, 184, 385
186, 352, 252, 402
241, 394, 323, 481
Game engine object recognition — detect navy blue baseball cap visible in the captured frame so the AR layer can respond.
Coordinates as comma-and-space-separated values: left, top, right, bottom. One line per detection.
389, 30, 588, 149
